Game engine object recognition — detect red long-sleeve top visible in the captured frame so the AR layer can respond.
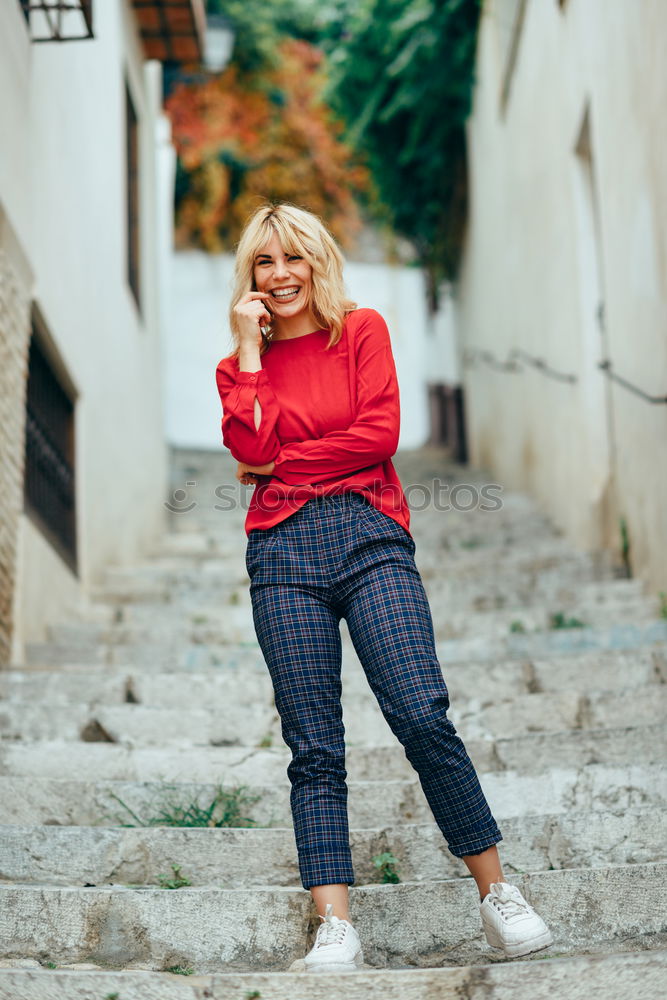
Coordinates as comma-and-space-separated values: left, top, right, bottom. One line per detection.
215, 307, 412, 538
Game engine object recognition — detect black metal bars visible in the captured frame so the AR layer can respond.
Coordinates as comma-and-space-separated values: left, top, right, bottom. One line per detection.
19, 1, 94, 42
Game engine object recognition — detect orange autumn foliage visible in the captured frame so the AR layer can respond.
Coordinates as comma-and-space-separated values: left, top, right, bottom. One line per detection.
165, 39, 370, 252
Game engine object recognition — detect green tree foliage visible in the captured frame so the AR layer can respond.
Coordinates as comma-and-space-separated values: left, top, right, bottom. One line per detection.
167, 39, 369, 252
167, 1, 369, 251
197, 1, 481, 302
321, 0, 482, 304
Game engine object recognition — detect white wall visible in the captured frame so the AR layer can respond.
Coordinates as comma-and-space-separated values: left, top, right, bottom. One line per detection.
457, 0, 667, 590
164, 251, 437, 452
1, 1, 172, 657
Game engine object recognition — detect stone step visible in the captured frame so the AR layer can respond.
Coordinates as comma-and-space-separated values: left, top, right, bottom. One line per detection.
48, 592, 659, 644
0, 863, 664, 971
4, 646, 665, 709
105, 509, 598, 543
87, 576, 645, 620
417, 621, 667, 665
17, 639, 667, 683
1, 808, 664, 889
45, 592, 661, 648
145, 519, 565, 553
0, 949, 665, 1000
161, 496, 555, 526
164, 524, 577, 573
88, 562, 623, 618
425, 578, 648, 615
451, 685, 667, 741
1, 724, 662, 783
46, 614, 258, 648
0, 763, 663, 828
116, 541, 617, 585
433, 598, 660, 639
95, 555, 627, 587
23, 620, 667, 669
2, 682, 665, 746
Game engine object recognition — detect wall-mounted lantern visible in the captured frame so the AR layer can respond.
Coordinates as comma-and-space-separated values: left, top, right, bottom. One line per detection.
203, 13, 235, 73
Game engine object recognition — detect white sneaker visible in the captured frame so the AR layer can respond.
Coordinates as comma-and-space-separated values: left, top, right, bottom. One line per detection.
303, 903, 364, 974
480, 881, 553, 958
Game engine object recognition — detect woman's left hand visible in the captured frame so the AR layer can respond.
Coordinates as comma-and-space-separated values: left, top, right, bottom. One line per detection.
236, 460, 275, 486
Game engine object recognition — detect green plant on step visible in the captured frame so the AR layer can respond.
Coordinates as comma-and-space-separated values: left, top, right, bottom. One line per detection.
44, 961, 58, 969
372, 851, 401, 884
245, 992, 262, 1000
104, 994, 120, 1000
165, 965, 195, 975
659, 591, 667, 620
158, 863, 192, 889
106, 783, 260, 828
509, 620, 527, 634
619, 516, 632, 577
259, 732, 273, 748
549, 611, 587, 630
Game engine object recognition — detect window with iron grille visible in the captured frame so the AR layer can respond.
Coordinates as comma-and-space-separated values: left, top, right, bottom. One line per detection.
23, 314, 78, 574
18, 1, 94, 41
126, 79, 141, 310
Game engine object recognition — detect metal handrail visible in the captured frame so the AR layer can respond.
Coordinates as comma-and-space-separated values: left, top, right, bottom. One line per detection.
598, 360, 667, 405
509, 348, 577, 384
462, 348, 521, 374
463, 347, 667, 403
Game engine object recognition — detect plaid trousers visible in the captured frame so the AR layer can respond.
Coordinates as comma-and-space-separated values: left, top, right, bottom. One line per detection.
246, 490, 503, 890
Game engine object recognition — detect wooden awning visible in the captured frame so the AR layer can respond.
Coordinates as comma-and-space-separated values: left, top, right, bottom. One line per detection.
130, 0, 206, 62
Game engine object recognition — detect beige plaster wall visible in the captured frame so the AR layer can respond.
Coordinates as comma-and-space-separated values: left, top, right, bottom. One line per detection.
457, 0, 667, 590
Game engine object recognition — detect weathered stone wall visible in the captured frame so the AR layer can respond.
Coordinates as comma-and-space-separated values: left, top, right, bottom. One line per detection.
0, 234, 31, 667
458, 0, 667, 591
1, 2, 172, 660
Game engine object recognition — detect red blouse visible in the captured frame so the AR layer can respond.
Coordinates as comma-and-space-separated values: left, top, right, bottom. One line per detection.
215, 307, 412, 538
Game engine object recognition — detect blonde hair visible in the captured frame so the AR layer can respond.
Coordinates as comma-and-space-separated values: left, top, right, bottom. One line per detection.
226, 202, 357, 359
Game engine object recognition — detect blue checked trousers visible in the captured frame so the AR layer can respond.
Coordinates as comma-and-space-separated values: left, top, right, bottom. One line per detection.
245, 491, 503, 889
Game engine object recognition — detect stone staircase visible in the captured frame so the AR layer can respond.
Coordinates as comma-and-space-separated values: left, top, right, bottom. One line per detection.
1, 445, 666, 999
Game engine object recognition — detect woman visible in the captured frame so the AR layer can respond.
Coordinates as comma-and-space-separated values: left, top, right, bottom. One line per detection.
215, 202, 553, 972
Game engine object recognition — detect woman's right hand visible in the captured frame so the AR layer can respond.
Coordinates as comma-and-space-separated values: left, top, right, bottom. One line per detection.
237, 464, 259, 487
233, 291, 273, 345
236, 459, 275, 486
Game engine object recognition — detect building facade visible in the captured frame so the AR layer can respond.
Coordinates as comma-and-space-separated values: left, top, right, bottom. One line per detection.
457, 0, 667, 589
0, 0, 203, 664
